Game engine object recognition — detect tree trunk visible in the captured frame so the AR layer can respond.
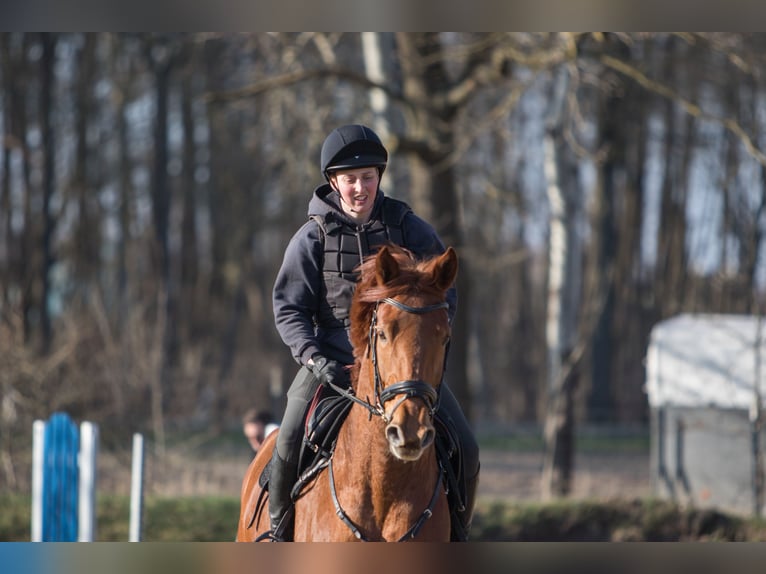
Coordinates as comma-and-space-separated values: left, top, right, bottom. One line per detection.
541, 65, 582, 498
0, 35, 13, 310
179, 59, 199, 341
147, 36, 179, 450
72, 33, 99, 294
655, 37, 692, 318
1, 35, 35, 339
586, 41, 622, 423
39, 33, 57, 354
361, 32, 390, 141
743, 78, 765, 314
112, 37, 132, 327
395, 33, 472, 419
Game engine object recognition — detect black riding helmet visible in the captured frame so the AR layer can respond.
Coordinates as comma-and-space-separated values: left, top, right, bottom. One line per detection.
320, 124, 388, 181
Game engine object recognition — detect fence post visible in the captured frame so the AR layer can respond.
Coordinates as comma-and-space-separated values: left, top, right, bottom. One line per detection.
31, 421, 46, 542
129, 433, 145, 542
78, 421, 99, 541
42, 413, 79, 541
30, 413, 99, 542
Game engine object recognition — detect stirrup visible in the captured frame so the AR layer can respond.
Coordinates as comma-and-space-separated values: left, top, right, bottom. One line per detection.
255, 530, 286, 542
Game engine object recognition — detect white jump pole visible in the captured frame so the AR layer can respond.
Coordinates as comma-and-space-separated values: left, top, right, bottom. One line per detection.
78, 421, 99, 542
31, 420, 45, 542
129, 433, 145, 542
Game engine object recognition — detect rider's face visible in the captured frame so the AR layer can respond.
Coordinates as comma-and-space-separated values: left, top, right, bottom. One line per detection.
330, 167, 379, 223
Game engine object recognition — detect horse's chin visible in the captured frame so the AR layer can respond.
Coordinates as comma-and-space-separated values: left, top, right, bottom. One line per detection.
389, 445, 425, 462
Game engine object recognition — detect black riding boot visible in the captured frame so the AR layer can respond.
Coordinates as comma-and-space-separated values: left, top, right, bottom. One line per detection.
451, 468, 479, 542
268, 449, 298, 541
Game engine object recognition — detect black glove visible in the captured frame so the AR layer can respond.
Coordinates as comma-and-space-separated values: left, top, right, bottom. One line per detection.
310, 355, 348, 388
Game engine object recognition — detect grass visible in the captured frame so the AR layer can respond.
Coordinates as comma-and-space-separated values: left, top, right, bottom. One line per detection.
5, 492, 766, 542
0, 493, 241, 542
472, 497, 766, 541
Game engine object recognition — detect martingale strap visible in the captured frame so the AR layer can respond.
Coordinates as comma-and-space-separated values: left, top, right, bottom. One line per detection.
328, 455, 445, 542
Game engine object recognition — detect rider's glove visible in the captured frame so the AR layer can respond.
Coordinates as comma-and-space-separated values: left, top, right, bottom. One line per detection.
310, 355, 348, 389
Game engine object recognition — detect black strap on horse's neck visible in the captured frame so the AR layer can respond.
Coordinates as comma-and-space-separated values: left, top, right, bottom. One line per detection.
328, 455, 445, 542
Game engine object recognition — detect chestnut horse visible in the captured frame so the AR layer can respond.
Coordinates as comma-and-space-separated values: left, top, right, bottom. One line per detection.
237, 244, 458, 542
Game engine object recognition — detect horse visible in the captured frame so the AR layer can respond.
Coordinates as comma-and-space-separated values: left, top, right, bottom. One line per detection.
236, 244, 458, 542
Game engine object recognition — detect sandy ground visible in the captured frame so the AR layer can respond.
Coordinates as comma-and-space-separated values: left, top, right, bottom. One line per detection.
95, 445, 652, 503
477, 449, 651, 502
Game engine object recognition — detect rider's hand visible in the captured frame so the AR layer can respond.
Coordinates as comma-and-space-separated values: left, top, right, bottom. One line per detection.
309, 355, 348, 388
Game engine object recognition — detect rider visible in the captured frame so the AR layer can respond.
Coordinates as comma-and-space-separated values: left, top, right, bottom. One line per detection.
269, 123, 479, 541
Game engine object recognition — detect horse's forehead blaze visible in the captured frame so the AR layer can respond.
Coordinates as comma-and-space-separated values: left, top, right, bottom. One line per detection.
379, 312, 446, 363
379, 302, 448, 333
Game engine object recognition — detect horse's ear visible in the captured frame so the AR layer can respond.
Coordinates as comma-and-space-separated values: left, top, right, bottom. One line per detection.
375, 246, 400, 285
431, 247, 458, 292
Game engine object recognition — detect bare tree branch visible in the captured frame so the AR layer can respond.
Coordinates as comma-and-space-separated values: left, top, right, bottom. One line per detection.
601, 53, 766, 166
203, 66, 414, 109
440, 33, 577, 111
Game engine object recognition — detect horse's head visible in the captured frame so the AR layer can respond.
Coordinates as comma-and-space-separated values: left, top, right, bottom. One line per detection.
351, 245, 458, 462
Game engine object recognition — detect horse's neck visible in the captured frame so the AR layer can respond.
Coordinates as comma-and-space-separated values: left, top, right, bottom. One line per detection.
338, 368, 388, 469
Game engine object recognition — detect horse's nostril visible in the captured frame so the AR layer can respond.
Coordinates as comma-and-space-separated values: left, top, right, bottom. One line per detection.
422, 429, 435, 448
386, 425, 403, 446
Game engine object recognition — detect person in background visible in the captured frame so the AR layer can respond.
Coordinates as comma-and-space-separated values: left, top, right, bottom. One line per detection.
242, 408, 278, 456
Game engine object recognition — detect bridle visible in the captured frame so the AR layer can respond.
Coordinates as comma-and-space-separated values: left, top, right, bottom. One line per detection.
325, 296, 450, 422
371, 297, 450, 421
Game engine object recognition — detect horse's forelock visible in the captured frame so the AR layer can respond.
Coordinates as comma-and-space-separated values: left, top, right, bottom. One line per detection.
349, 246, 449, 364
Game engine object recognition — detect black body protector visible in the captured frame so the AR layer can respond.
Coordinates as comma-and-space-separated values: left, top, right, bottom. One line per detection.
312, 198, 410, 331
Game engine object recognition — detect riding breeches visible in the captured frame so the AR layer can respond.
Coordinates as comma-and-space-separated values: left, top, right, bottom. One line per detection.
275, 366, 321, 465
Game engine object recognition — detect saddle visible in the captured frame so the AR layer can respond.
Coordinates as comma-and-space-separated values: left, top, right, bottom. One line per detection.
293, 386, 353, 496
255, 386, 351, 495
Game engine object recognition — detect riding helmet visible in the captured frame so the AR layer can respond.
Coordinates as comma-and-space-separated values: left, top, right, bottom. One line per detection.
320, 124, 388, 180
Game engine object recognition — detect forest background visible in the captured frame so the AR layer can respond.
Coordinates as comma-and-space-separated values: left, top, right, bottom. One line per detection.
1, 32, 765, 498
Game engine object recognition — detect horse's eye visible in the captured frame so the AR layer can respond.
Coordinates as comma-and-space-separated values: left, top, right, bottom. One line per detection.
377, 329, 387, 342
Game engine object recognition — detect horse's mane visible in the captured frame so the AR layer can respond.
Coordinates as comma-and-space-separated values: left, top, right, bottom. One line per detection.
349, 244, 449, 370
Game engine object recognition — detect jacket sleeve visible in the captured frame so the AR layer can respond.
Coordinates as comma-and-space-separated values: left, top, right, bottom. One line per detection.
401, 212, 459, 324
272, 221, 324, 366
